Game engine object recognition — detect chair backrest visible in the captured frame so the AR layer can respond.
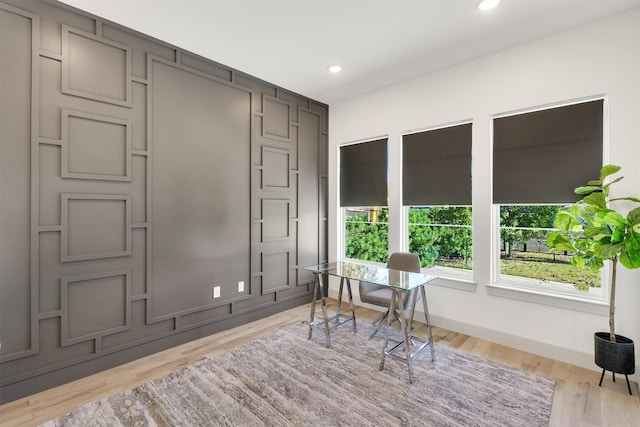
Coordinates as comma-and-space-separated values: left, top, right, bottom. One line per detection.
386, 252, 421, 273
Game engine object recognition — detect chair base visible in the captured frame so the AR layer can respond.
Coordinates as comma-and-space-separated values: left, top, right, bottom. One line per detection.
369, 308, 407, 340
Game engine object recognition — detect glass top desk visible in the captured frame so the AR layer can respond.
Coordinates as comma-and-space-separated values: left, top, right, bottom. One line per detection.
304, 261, 438, 383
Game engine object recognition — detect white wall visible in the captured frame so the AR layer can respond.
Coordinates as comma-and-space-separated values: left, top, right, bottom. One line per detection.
328, 9, 640, 375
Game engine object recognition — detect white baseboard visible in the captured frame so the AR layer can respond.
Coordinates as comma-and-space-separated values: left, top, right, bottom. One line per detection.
327, 287, 638, 385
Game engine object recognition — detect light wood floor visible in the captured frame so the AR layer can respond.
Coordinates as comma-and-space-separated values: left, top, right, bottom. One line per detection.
1, 300, 639, 426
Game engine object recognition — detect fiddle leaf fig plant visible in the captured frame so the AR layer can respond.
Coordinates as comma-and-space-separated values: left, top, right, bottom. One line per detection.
547, 165, 640, 343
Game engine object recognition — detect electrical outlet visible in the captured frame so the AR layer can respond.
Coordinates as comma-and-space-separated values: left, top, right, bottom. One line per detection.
213, 286, 220, 298
238, 281, 244, 292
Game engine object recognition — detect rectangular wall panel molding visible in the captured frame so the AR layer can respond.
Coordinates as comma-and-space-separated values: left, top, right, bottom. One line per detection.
60, 269, 132, 346
60, 193, 132, 262
62, 25, 132, 107
0, 0, 327, 404
261, 146, 291, 191
0, 1, 40, 365
261, 250, 291, 294
148, 56, 252, 320
261, 94, 291, 142
61, 110, 132, 181
261, 199, 291, 242
296, 108, 322, 285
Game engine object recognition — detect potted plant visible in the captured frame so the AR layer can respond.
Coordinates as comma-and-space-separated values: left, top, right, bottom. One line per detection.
546, 164, 640, 395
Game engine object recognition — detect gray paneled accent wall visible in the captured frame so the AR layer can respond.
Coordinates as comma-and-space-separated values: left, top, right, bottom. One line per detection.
0, 0, 328, 403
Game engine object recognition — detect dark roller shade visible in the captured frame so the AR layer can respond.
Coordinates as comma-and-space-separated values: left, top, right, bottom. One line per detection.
493, 99, 603, 204
340, 138, 387, 207
403, 123, 472, 206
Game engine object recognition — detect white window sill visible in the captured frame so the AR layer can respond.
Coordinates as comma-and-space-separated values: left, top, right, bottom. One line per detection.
423, 266, 477, 292
487, 278, 609, 316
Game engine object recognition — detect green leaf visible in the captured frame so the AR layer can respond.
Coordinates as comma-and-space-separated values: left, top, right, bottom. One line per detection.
612, 228, 625, 244
620, 250, 640, 269
603, 175, 624, 187
582, 204, 603, 215
589, 224, 609, 234
575, 186, 601, 195
546, 233, 576, 252
587, 180, 602, 186
627, 208, 640, 226
600, 164, 621, 181
611, 196, 640, 203
625, 230, 640, 250
553, 211, 573, 230
574, 239, 590, 251
595, 243, 623, 259
586, 256, 605, 272
546, 231, 559, 243
571, 255, 587, 269
584, 226, 607, 238
569, 223, 587, 233
603, 211, 625, 228
582, 192, 606, 208
600, 236, 612, 245
591, 211, 607, 227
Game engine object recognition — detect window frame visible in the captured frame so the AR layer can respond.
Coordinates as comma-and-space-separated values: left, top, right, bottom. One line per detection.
339, 137, 390, 264
490, 96, 610, 307
400, 121, 473, 279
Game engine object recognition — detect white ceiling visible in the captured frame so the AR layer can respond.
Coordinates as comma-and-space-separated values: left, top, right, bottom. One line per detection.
57, 0, 640, 104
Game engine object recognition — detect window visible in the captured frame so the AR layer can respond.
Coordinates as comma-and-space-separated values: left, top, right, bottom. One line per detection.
493, 99, 604, 295
403, 123, 472, 272
499, 204, 600, 291
408, 206, 472, 269
340, 138, 388, 262
344, 207, 389, 263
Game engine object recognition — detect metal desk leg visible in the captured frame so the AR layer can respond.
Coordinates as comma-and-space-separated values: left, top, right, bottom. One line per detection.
421, 285, 435, 361
346, 278, 357, 333
379, 290, 397, 372
318, 273, 331, 348
407, 288, 419, 346
396, 290, 414, 384
308, 273, 331, 347
308, 274, 319, 340
335, 277, 344, 321
379, 287, 431, 383
308, 274, 357, 348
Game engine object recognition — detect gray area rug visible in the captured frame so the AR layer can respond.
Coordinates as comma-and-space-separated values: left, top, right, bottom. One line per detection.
41, 320, 555, 426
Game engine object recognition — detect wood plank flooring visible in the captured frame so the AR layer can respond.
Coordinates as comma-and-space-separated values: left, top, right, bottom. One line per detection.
1, 300, 638, 426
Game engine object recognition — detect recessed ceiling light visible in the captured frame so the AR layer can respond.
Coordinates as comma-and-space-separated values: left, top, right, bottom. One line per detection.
478, 0, 500, 11
328, 65, 342, 73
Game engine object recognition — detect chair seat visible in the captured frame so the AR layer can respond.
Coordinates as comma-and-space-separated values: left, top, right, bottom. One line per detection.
358, 252, 422, 340
360, 287, 393, 306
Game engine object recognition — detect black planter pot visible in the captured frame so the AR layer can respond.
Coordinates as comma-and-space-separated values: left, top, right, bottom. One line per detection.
594, 332, 635, 395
